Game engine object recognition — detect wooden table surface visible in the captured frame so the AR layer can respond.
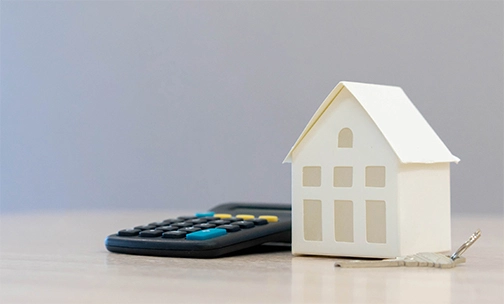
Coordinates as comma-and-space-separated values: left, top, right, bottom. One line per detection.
1, 210, 502, 304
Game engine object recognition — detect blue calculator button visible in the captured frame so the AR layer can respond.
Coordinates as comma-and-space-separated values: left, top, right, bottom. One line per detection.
195, 211, 215, 218
186, 228, 227, 240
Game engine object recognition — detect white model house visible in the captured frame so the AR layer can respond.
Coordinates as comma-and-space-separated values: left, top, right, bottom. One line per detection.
283, 81, 459, 258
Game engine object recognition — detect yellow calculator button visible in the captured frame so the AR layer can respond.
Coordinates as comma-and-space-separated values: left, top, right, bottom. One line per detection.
259, 215, 278, 222
235, 214, 255, 220
214, 213, 232, 219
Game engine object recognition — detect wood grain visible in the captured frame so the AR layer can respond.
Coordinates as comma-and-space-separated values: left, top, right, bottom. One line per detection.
1, 211, 502, 304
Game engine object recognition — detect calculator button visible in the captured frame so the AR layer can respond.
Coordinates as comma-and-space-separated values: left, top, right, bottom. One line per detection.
178, 216, 198, 220
217, 225, 241, 232
134, 225, 157, 230
162, 231, 187, 238
258, 215, 279, 223
235, 214, 255, 220
186, 218, 209, 224
179, 227, 201, 233
214, 213, 232, 219
249, 218, 268, 226
201, 216, 220, 221
208, 220, 231, 226
149, 221, 168, 227
171, 222, 194, 228
139, 230, 163, 237
162, 218, 185, 224
234, 221, 255, 229
186, 228, 227, 240
194, 223, 217, 229
226, 217, 244, 222
195, 211, 215, 218
155, 226, 178, 232
118, 229, 141, 236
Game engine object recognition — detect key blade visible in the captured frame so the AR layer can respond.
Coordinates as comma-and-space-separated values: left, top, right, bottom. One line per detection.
335, 258, 404, 268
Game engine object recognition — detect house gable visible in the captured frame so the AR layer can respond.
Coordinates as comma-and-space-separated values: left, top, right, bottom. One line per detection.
290, 87, 401, 257
291, 87, 397, 168
284, 81, 459, 164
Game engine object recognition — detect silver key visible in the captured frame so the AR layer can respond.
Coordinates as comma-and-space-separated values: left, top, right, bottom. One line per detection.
335, 229, 481, 268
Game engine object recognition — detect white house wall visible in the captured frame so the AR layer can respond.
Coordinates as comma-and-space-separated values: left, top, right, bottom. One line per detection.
291, 87, 401, 258
397, 162, 451, 255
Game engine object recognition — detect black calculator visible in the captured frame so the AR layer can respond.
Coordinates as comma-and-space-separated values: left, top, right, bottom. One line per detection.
105, 202, 291, 258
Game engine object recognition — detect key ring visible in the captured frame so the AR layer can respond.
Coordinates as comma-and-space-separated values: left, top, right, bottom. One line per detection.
450, 229, 481, 261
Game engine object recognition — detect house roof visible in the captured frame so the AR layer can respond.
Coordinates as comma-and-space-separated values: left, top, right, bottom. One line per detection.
283, 81, 460, 164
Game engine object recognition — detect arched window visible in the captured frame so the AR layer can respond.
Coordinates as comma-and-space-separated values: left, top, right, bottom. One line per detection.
338, 128, 353, 148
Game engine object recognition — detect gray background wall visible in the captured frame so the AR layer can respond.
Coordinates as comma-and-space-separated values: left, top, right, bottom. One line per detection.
1, 1, 502, 214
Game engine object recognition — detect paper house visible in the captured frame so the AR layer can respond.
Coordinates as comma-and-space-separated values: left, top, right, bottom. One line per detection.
283, 81, 459, 258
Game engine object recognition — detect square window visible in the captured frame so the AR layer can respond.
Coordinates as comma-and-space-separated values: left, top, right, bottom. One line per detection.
303, 166, 321, 187
333, 167, 353, 187
366, 166, 386, 187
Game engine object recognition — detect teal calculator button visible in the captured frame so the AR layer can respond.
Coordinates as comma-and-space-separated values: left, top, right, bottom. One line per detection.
186, 228, 227, 240
195, 211, 215, 218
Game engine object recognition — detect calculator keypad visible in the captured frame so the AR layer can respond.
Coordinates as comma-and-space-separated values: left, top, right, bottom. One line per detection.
118, 212, 280, 240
